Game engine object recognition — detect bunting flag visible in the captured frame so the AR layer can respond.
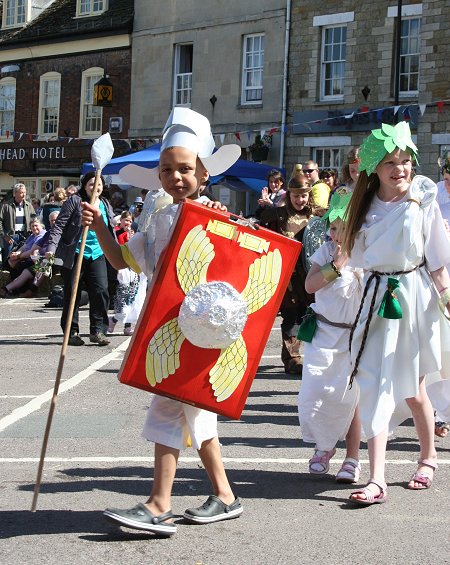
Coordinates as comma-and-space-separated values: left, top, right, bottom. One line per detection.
2, 99, 448, 150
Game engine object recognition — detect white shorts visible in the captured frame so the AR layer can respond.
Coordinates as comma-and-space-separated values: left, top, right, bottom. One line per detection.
141, 395, 218, 450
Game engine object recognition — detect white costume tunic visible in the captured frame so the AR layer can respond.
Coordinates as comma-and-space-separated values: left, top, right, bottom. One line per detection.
120, 195, 218, 450
349, 175, 450, 439
298, 241, 363, 451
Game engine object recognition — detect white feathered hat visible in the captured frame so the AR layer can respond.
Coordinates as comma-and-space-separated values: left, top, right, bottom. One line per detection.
120, 108, 241, 190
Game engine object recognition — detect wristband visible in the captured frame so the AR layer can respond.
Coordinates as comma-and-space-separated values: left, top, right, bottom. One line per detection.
321, 262, 339, 282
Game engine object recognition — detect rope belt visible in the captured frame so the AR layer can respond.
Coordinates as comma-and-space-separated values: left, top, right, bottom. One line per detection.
348, 260, 425, 388
315, 313, 353, 329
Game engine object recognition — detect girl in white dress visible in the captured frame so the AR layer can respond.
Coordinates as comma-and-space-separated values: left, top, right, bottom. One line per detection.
298, 192, 364, 483
343, 121, 450, 505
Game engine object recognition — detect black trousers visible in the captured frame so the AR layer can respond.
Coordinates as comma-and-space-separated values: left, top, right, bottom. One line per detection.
60, 254, 109, 336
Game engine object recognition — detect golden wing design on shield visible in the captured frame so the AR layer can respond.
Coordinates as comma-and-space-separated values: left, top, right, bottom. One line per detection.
241, 249, 282, 314
209, 249, 282, 401
176, 225, 215, 294
146, 318, 185, 386
209, 336, 248, 402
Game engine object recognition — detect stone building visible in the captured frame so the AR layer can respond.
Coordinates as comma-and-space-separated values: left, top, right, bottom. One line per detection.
285, 0, 450, 181
0, 0, 133, 198
129, 0, 289, 213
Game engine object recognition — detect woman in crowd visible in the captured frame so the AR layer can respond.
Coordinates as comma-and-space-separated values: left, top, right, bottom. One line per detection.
45, 172, 116, 346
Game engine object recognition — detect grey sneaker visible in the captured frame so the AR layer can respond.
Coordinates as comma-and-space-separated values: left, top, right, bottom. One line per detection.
89, 332, 110, 346
103, 503, 176, 535
68, 334, 85, 346
183, 495, 243, 524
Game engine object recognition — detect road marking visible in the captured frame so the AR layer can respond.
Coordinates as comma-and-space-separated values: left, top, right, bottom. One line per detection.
0, 339, 130, 433
0, 395, 37, 399
1, 456, 449, 465
0, 315, 89, 322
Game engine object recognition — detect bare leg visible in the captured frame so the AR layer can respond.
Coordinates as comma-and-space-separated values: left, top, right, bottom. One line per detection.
350, 427, 388, 500
6, 269, 33, 292
198, 437, 235, 505
405, 377, 437, 488
144, 442, 179, 518
345, 406, 361, 460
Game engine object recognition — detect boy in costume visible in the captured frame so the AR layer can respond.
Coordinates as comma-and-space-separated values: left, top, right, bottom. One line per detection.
81, 108, 243, 534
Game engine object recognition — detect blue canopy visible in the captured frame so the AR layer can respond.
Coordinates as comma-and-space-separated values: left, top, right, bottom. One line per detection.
81, 143, 284, 194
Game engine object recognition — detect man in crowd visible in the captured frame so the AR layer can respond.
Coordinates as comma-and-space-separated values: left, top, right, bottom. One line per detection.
0, 183, 34, 267
303, 160, 330, 210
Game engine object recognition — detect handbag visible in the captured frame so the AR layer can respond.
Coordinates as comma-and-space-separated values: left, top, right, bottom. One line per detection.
297, 307, 317, 342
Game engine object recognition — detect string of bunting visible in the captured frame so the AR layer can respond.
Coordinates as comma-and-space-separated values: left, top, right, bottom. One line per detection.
2, 99, 448, 148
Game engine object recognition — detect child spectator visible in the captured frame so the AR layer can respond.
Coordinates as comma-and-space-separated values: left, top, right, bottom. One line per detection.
81, 108, 243, 535
114, 210, 133, 245
298, 192, 363, 482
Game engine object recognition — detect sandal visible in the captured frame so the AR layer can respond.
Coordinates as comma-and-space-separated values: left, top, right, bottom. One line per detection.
349, 479, 387, 505
407, 458, 438, 490
336, 457, 361, 484
308, 447, 336, 474
434, 421, 449, 438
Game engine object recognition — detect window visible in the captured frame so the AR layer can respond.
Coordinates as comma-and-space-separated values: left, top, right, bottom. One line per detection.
38, 73, 61, 135
77, 0, 107, 16
173, 44, 193, 107
2, 0, 26, 28
313, 147, 343, 170
0, 78, 16, 139
399, 17, 420, 95
241, 33, 264, 104
320, 25, 347, 100
79, 68, 103, 137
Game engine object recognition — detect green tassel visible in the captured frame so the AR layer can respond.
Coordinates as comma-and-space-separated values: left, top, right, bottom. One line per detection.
297, 307, 317, 342
378, 277, 402, 319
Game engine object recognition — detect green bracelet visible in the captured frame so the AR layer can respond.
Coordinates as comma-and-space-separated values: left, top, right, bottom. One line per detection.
321, 262, 339, 282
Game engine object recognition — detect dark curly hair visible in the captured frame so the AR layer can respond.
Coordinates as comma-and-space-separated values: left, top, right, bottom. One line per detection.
78, 171, 106, 202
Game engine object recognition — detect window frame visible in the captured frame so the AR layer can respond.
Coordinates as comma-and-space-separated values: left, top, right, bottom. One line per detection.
398, 16, 421, 97
76, 0, 108, 17
79, 67, 104, 138
0, 77, 16, 141
2, 0, 27, 29
38, 72, 61, 137
241, 33, 265, 106
173, 43, 193, 107
319, 24, 347, 101
312, 147, 343, 171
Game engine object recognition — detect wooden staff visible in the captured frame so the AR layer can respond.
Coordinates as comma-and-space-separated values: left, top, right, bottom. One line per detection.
31, 133, 114, 512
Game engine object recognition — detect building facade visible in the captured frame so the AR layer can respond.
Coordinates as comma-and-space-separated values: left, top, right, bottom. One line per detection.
0, 0, 133, 199
129, 0, 290, 212
286, 0, 450, 181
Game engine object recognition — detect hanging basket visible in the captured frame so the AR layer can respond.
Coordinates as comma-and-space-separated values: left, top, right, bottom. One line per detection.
251, 146, 270, 162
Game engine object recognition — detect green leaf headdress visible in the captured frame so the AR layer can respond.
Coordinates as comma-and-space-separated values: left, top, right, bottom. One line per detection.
358, 121, 419, 176
322, 191, 352, 228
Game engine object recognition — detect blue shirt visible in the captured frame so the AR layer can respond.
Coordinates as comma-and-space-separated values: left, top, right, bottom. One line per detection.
76, 200, 107, 259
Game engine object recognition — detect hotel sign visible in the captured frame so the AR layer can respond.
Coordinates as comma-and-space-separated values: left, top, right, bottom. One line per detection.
0, 146, 67, 160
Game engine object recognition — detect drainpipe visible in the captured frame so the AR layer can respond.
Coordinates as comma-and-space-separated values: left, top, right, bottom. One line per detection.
279, 0, 291, 169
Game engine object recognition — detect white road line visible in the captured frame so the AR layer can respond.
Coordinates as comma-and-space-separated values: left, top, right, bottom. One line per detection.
0, 333, 66, 339
1, 456, 449, 465
0, 315, 89, 322
0, 395, 37, 399
0, 339, 130, 433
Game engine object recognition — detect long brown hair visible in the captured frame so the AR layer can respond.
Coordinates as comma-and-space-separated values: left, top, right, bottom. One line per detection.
342, 170, 379, 254
286, 175, 316, 218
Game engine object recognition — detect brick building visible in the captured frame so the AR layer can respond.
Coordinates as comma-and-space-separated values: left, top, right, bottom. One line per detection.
0, 0, 133, 199
285, 0, 450, 181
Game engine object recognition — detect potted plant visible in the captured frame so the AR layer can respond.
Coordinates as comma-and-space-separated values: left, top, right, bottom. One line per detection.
249, 134, 272, 162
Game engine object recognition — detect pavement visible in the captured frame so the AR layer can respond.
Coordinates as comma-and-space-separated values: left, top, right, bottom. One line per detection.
0, 296, 449, 565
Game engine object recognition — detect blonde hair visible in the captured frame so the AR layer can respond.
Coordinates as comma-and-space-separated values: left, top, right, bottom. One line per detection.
342, 170, 379, 254
53, 187, 67, 202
